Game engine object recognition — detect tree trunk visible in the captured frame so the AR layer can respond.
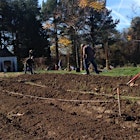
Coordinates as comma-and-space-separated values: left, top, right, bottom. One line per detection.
75, 44, 80, 72
54, 17, 59, 66
67, 52, 70, 71
105, 41, 109, 70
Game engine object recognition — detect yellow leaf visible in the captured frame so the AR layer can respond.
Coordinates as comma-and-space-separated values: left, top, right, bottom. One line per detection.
43, 22, 54, 29
127, 35, 132, 41
58, 37, 72, 47
50, 45, 55, 51
79, 0, 105, 11
89, 1, 104, 10
79, 0, 88, 8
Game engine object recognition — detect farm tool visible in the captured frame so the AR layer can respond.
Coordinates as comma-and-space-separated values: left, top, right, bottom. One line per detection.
126, 73, 140, 87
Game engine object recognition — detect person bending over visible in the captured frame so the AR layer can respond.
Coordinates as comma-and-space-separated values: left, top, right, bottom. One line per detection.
81, 44, 99, 75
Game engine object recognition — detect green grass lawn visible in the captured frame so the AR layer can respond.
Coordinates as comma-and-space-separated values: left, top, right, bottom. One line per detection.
101, 66, 140, 76
0, 66, 140, 77
37, 66, 140, 77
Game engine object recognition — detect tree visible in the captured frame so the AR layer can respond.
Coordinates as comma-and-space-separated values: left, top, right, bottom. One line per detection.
0, 0, 48, 58
78, 0, 119, 69
0, 0, 14, 49
58, 36, 72, 71
41, 0, 119, 70
60, 0, 82, 72
128, 17, 140, 64
42, 0, 61, 66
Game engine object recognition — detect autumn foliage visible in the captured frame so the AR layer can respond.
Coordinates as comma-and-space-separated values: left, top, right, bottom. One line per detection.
79, 0, 105, 10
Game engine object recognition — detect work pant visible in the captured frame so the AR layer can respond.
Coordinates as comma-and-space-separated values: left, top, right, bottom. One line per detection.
24, 63, 34, 74
83, 58, 99, 74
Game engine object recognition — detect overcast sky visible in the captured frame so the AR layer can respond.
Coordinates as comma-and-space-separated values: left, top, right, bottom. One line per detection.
38, 0, 140, 31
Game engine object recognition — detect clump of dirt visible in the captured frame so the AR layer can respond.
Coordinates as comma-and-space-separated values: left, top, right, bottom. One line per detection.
0, 73, 140, 140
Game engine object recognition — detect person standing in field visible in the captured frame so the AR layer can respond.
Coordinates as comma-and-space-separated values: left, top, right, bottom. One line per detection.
81, 44, 99, 75
24, 56, 34, 74
24, 49, 35, 74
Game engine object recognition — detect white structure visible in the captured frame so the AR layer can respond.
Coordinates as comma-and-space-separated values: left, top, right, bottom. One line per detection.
0, 47, 17, 72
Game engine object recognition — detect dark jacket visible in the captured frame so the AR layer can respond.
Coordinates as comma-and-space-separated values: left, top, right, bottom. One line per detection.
83, 45, 95, 59
26, 58, 34, 66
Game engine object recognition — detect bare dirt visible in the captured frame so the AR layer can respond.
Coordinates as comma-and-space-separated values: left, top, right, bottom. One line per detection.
0, 73, 140, 140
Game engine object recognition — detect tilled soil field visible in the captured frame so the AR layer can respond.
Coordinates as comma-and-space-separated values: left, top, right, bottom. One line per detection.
0, 73, 140, 140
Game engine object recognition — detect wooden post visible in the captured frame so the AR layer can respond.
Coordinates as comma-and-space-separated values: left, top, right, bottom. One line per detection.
117, 87, 121, 117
